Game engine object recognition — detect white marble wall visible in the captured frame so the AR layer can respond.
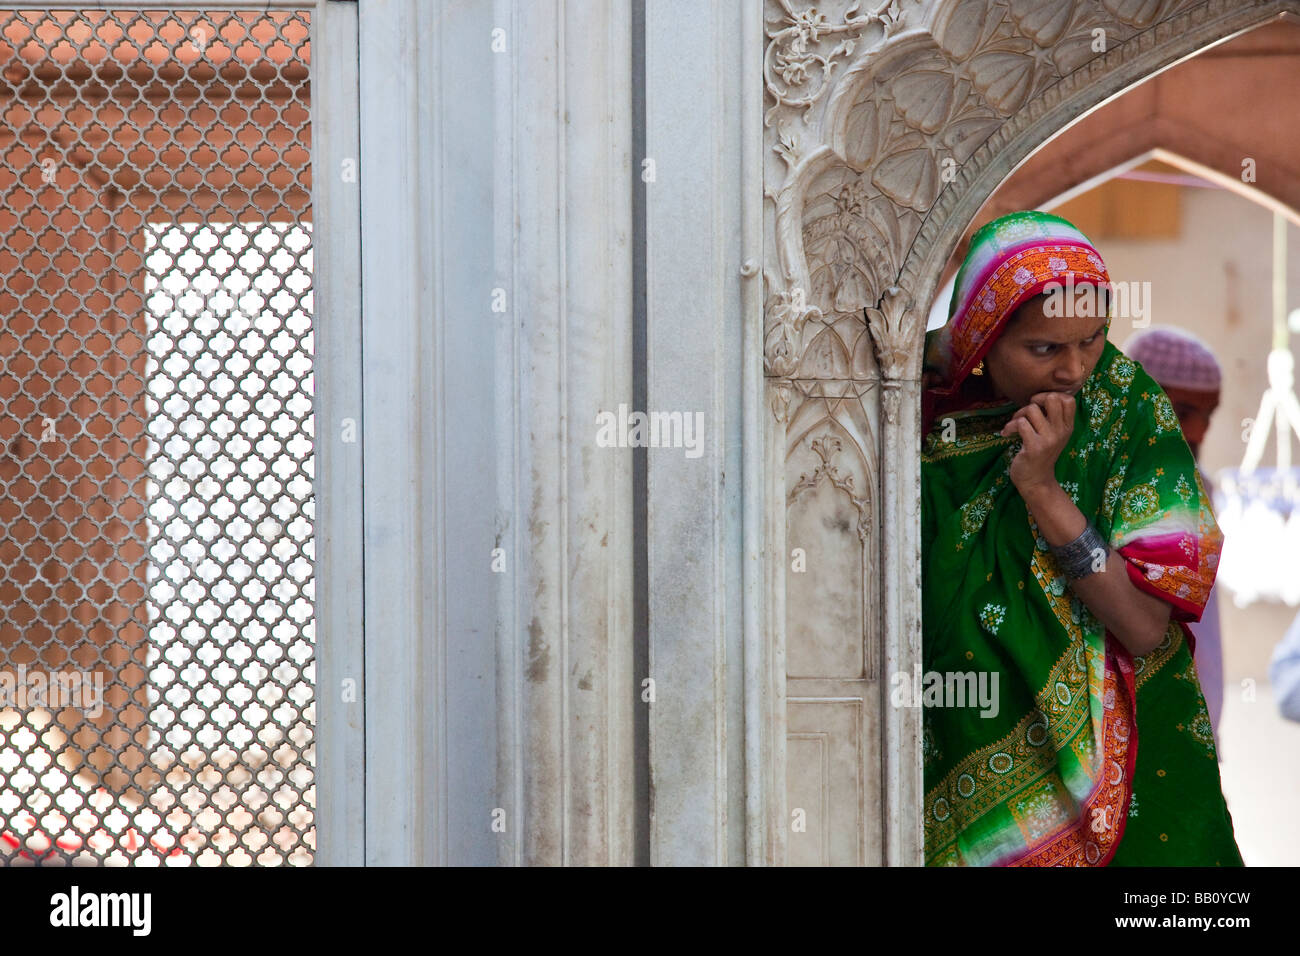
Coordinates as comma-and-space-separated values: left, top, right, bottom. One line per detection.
314, 0, 1297, 867
339, 0, 635, 865
644, 0, 768, 866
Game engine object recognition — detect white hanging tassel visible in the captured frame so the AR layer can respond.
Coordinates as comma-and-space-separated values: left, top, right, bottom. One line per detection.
1214, 211, 1300, 607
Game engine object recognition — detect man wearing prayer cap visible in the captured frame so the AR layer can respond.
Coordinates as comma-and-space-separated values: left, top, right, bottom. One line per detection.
1123, 327, 1225, 760
1125, 327, 1222, 458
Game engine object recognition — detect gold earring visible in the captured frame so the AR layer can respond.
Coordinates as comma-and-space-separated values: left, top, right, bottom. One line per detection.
971, 360, 985, 376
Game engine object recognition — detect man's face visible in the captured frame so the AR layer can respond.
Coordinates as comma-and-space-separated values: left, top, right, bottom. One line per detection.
1162, 385, 1220, 460
984, 294, 1109, 409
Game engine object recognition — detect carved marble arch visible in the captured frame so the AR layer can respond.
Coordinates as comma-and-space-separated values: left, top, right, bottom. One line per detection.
763, 0, 1300, 386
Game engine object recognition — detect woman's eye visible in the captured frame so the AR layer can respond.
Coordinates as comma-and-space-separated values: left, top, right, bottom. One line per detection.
1031, 344, 1054, 355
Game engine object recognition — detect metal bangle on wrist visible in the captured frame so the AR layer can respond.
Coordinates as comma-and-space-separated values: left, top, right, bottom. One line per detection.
1049, 522, 1108, 580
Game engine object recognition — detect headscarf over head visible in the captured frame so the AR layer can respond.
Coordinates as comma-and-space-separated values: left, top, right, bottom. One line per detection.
923, 211, 1112, 434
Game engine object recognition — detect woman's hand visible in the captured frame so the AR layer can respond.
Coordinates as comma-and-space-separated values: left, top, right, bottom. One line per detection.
1000, 391, 1075, 494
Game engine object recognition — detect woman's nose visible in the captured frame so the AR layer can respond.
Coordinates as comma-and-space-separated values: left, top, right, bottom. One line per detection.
1054, 349, 1084, 381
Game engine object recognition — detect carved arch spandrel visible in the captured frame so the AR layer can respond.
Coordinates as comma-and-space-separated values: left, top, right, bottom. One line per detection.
763, 0, 1300, 386
896, 0, 1300, 364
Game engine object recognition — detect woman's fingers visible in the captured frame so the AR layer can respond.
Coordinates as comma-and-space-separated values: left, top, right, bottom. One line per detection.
1004, 415, 1044, 447
1022, 402, 1050, 435
1003, 393, 1076, 443
1003, 407, 1044, 440
1033, 394, 1063, 432
1030, 391, 1075, 432
1058, 392, 1076, 429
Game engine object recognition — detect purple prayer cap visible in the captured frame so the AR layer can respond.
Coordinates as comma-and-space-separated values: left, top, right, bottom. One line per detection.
1123, 327, 1221, 392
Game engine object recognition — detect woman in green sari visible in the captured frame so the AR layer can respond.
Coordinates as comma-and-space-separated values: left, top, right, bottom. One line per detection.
920, 210, 1242, 866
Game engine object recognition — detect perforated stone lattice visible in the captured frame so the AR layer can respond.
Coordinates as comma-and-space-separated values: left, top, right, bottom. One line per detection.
0, 8, 314, 866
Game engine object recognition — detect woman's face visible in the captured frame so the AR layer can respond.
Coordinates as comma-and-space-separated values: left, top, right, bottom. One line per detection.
983, 293, 1108, 408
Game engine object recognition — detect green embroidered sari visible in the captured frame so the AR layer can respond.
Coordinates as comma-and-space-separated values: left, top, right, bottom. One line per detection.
921, 337, 1242, 866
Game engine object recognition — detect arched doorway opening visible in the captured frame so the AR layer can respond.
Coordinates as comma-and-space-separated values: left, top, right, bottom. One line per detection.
765, 0, 1300, 865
